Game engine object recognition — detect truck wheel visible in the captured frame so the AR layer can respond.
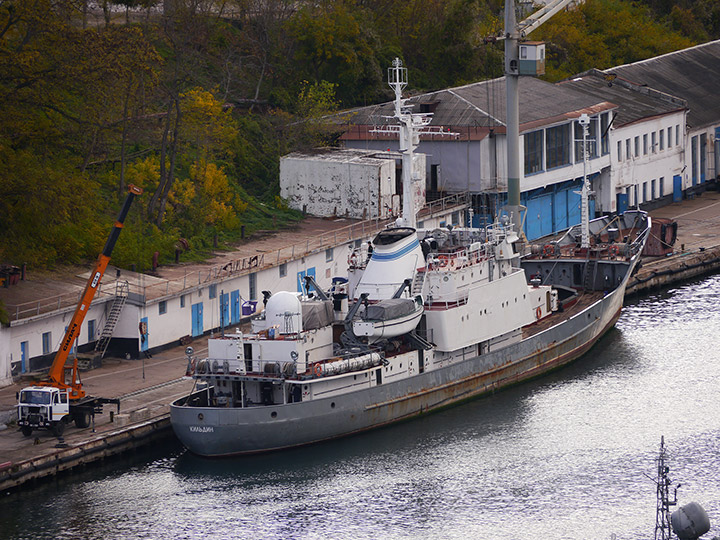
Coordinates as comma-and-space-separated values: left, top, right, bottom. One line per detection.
51, 420, 65, 437
21, 426, 32, 437
74, 411, 91, 429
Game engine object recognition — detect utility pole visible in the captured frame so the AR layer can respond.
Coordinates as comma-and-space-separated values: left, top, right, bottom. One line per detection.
502, 0, 577, 233
504, 0, 521, 231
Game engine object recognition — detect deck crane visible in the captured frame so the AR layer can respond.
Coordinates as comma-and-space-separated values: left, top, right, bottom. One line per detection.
17, 185, 143, 437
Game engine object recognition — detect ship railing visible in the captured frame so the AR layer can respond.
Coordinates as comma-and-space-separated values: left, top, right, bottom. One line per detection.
6, 281, 114, 323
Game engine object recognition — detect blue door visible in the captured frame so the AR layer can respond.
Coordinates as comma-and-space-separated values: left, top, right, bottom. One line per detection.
220, 292, 229, 328
231, 290, 240, 324
20, 341, 28, 373
297, 267, 316, 293
673, 175, 683, 202
524, 195, 553, 240
553, 189, 568, 232
616, 193, 628, 214
140, 317, 149, 352
191, 303, 203, 337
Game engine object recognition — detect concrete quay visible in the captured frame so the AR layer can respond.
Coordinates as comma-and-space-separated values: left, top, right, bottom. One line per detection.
1, 191, 720, 491
0, 337, 202, 492
628, 190, 720, 295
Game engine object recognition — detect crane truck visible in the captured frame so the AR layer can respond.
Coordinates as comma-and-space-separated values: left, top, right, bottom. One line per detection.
17, 185, 143, 437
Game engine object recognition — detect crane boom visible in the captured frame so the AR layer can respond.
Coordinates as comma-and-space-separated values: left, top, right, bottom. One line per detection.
42, 184, 142, 399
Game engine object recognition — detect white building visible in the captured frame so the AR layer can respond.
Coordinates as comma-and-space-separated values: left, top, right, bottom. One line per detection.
0, 197, 466, 386
338, 40, 720, 237
558, 69, 687, 213
608, 40, 720, 195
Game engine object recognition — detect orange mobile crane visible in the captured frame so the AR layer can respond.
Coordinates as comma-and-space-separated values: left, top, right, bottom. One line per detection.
17, 185, 143, 437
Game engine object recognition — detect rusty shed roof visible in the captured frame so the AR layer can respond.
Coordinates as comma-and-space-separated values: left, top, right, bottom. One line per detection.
336, 76, 615, 137
606, 40, 720, 130
558, 69, 687, 128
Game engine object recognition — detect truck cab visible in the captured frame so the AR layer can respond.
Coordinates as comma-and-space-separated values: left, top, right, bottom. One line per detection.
17, 386, 71, 437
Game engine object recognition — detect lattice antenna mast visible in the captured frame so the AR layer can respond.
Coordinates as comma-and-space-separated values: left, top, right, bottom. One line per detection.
654, 436, 678, 540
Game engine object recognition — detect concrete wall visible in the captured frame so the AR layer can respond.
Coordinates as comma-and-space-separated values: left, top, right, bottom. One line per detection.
280, 155, 395, 220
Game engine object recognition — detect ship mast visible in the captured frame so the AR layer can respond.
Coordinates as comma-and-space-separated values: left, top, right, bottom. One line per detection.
578, 113, 591, 248
388, 58, 422, 229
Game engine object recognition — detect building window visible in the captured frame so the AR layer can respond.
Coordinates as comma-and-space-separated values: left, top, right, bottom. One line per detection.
651, 132, 657, 153
451, 211, 459, 225
691, 135, 698, 184
643, 134, 648, 155
659, 177, 664, 197
651, 179, 656, 200
626, 139, 631, 160
279, 263, 287, 278
249, 273, 257, 301
524, 130, 543, 174
642, 182, 647, 203
634, 136, 640, 157
675, 125, 680, 147
417, 220, 425, 229
325, 247, 334, 262
546, 124, 570, 169
88, 319, 96, 341
668, 127, 673, 147
42, 332, 52, 355
659, 130, 664, 151
617, 140, 622, 162
159, 300, 167, 315
180, 295, 186, 308
600, 112, 610, 155
626, 186, 632, 206
209, 284, 217, 299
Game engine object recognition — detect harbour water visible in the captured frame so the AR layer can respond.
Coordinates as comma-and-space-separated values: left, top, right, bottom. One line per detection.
1, 275, 719, 540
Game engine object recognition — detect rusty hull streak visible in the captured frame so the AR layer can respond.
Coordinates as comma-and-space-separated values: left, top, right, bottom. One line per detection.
365, 307, 621, 422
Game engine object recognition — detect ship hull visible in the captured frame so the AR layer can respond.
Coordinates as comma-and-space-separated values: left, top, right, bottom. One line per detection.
171, 266, 631, 457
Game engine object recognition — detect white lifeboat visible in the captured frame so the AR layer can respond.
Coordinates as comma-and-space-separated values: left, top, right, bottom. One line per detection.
352, 296, 424, 343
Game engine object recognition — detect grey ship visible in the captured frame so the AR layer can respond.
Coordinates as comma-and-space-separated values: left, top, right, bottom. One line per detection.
170, 60, 650, 457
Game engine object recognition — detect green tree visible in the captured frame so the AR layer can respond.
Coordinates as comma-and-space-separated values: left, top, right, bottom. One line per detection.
535, 0, 695, 81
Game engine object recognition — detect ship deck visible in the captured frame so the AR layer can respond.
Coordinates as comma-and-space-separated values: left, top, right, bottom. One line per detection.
522, 290, 605, 339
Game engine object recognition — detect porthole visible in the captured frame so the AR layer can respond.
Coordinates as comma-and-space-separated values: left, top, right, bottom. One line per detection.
331, 402, 336, 408
198, 413, 204, 421
271, 411, 277, 418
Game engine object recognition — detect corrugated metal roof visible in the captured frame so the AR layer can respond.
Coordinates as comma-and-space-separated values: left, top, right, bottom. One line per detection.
336, 76, 613, 136
558, 69, 686, 127
607, 40, 720, 129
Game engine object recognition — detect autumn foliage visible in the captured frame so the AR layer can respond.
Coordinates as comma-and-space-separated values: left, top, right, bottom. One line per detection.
0, 0, 710, 270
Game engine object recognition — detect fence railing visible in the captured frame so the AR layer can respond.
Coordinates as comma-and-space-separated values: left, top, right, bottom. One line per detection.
6, 192, 470, 321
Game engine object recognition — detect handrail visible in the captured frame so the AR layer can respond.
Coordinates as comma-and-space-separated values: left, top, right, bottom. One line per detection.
5, 192, 471, 321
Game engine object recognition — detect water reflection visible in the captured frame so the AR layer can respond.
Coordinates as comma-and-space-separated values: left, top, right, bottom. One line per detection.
2, 276, 720, 540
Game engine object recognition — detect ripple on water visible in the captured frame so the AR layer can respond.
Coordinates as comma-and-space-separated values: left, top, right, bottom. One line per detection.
2, 276, 720, 540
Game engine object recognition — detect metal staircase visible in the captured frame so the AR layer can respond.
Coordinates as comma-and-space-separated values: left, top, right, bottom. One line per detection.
411, 269, 426, 297
94, 280, 129, 359
583, 258, 597, 291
